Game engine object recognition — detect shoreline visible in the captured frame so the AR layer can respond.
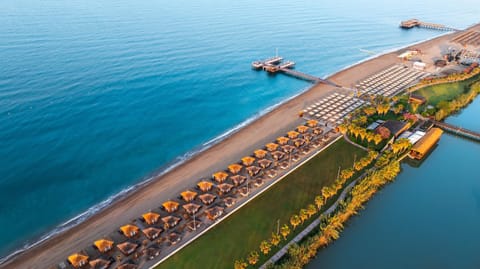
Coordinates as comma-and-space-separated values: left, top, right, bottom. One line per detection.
1, 25, 475, 269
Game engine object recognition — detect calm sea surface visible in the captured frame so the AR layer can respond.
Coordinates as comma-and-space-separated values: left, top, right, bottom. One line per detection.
1, 0, 479, 260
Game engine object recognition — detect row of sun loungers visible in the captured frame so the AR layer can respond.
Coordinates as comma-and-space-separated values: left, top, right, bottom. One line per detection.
303, 92, 366, 125
355, 64, 429, 97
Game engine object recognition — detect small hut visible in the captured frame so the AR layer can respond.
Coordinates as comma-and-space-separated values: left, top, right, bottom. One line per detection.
117, 242, 138, 256
253, 149, 268, 158
93, 239, 114, 253
120, 224, 139, 238
287, 131, 300, 139
142, 227, 162, 240
246, 166, 261, 177
180, 190, 198, 202
230, 175, 246, 186
68, 253, 89, 268
227, 163, 243, 174
182, 203, 201, 215
197, 181, 214, 192
198, 193, 216, 205
257, 159, 272, 169
265, 143, 279, 152
162, 201, 179, 213
241, 156, 256, 166
168, 232, 181, 245
282, 145, 295, 153
212, 171, 229, 183
89, 258, 111, 269
162, 216, 181, 229
142, 212, 160, 225
217, 183, 234, 194
276, 136, 290, 145
297, 125, 309, 133
271, 151, 285, 161
205, 206, 224, 220
223, 197, 236, 207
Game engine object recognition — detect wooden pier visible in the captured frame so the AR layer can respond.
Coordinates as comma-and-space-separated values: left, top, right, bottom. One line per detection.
252, 56, 339, 87
400, 19, 458, 31
433, 120, 480, 142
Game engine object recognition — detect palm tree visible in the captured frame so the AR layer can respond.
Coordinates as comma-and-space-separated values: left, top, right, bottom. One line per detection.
270, 233, 281, 247
299, 209, 309, 224
321, 187, 331, 203
314, 195, 324, 210
247, 251, 259, 265
307, 204, 317, 217
290, 214, 301, 230
259, 240, 272, 255
363, 106, 376, 116
234, 259, 248, 269
280, 224, 291, 240
337, 123, 348, 135
373, 134, 383, 145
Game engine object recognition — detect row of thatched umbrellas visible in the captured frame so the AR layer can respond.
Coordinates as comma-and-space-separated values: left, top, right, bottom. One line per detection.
65, 120, 326, 269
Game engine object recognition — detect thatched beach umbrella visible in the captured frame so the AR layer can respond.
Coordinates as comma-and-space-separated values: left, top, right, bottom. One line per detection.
241, 156, 255, 166
303, 133, 313, 141
180, 190, 198, 202
246, 166, 261, 177
162, 215, 181, 229
238, 187, 250, 197
281, 145, 295, 153
197, 181, 214, 192
312, 127, 323, 135
217, 183, 234, 194
120, 224, 139, 238
227, 163, 243, 174
297, 125, 309, 133
307, 119, 318, 127
223, 197, 236, 207
212, 171, 229, 183
162, 201, 179, 213
265, 143, 279, 152
287, 131, 300, 139
276, 136, 290, 145
142, 227, 162, 241
144, 246, 161, 260
230, 175, 246, 186
93, 239, 114, 253
89, 258, 111, 269
142, 212, 160, 225
205, 206, 224, 221
168, 232, 181, 245
257, 159, 272, 169
117, 241, 138, 256
293, 138, 305, 147
254, 149, 268, 159
68, 253, 89, 268
254, 179, 264, 187
182, 203, 201, 215
198, 193, 216, 205
265, 169, 277, 178
187, 220, 202, 231
271, 151, 285, 161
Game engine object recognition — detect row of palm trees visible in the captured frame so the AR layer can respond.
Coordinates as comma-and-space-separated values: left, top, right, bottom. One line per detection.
269, 157, 401, 269
338, 123, 384, 146
233, 151, 378, 269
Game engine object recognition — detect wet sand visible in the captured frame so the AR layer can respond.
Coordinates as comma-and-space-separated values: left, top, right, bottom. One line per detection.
1, 25, 474, 269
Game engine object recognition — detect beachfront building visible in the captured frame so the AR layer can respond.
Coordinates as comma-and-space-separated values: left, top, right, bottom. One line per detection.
378, 120, 409, 138
410, 128, 443, 160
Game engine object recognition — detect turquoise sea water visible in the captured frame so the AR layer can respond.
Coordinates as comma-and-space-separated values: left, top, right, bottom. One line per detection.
0, 0, 479, 261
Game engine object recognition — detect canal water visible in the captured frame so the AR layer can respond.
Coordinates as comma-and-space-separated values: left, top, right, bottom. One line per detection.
307, 98, 480, 268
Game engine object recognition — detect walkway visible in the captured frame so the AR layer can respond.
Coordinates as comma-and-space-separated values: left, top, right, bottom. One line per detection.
342, 133, 369, 151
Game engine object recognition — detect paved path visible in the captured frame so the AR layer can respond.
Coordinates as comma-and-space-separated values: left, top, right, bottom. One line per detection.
342, 133, 369, 151
260, 175, 363, 269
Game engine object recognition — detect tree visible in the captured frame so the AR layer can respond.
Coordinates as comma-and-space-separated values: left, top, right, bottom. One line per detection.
307, 204, 317, 217
234, 259, 248, 269
340, 168, 354, 181
280, 224, 291, 240
299, 209, 309, 224
270, 233, 281, 247
314, 195, 324, 210
337, 123, 348, 135
290, 214, 301, 230
259, 240, 272, 255
373, 134, 383, 145
363, 106, 376, 116
321, 186, 332, 203
247, 251, 259, 265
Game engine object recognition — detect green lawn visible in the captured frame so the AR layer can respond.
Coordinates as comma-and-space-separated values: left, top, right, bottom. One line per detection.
416, 74, 480, 106
158, 139, 366, 269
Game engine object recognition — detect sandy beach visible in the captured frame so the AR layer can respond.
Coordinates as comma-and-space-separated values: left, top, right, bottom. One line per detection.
1, 25, 476, 269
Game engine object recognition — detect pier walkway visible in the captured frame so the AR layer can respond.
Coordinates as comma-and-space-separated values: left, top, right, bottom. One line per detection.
252, 56, 340, 87
433, 120, 480, 142
400, 19, 458, 31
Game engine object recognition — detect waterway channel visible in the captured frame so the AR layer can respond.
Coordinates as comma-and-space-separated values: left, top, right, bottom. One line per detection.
307, 97, 480, 269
